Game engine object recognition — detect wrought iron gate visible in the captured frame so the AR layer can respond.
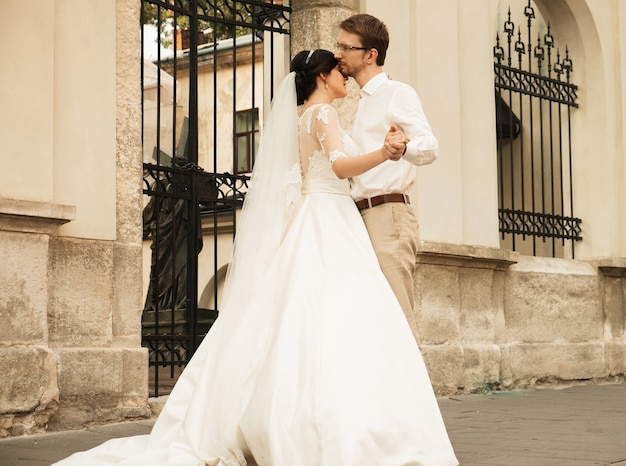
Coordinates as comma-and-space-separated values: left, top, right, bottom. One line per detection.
141, 0, 290, 396
494, 1, 582, 258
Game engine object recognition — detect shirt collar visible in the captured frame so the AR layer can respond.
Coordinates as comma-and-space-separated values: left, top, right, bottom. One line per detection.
360, 72, 389, 97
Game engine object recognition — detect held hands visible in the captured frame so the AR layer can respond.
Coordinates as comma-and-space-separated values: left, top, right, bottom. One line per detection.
336, 124, 408, 179
382, 125, 409, 161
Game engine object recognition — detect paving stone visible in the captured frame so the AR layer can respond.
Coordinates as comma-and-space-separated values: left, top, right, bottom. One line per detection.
0, 384, 624, 465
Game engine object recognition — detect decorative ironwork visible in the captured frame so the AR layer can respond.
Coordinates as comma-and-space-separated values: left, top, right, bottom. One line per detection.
494, 1, 581, 258
145, 334, 191, 367
499, 209, 582, 241
494, 63, 578, 106
144, 0, 289, 35
142, 163, 250, 205
196, 0, 290, 34
141, 0, 289, 396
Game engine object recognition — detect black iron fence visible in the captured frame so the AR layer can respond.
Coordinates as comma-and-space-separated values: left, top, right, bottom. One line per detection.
494, 1, 582, 258
141, 0, 290, 396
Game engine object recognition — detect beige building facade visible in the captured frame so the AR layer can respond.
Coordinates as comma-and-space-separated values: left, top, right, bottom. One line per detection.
0, 0, 625, 436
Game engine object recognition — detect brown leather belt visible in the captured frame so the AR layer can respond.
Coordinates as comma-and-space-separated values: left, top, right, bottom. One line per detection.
355, 193, 410, 211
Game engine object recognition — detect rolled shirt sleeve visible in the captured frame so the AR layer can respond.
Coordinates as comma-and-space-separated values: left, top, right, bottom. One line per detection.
390, 84, 438, 167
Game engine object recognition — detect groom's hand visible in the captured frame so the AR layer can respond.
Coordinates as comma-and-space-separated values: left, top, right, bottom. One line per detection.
383, 125, 409, 161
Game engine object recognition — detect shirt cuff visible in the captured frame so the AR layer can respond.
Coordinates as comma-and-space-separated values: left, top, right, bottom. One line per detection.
403, 139, 438, 166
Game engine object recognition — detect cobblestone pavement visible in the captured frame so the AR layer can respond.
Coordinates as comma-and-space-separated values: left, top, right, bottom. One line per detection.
1, 383, 625, 465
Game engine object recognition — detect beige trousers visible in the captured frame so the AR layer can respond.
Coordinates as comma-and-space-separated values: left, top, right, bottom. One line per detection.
360, 202, 421, 342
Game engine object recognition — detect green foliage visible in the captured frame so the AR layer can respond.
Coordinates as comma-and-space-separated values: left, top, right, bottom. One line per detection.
142, 1, 252, 50
473, 380, 501, 394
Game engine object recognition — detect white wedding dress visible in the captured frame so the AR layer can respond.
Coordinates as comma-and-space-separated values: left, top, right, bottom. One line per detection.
53, 102, 458, 466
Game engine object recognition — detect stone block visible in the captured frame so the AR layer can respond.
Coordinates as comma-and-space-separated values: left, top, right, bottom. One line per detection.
0, 199, 75, 235
122, 347, 149, 396
292, 0, 359, 10
48, 237, 114, 347
112, 242, 143, 346
600, 275, 625, 340
115, 0, 143, 247
149, 397, 167, 417
415, 243, 516, 346
50, 347, 149, 430
56, 347, 146, 397
458, 268, 503, 343
461, 344, 502, 392
508, 342, 607, 382
415, 264, 460, 344
291, 1, 358, 84
504, 256, 601, 342
499, 343, 514, 387
605, 341, 625, 376
0, 231, 48, 344
420, 344, 464, 395
0, 347, 58, 413
0, 347, 59, 437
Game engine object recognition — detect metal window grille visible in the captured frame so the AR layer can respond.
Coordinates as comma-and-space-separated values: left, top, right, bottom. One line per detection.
494, 1, 582, 258
141, 0, 290, 396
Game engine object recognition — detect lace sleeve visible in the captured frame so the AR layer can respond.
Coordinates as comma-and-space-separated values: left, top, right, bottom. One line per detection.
312, 105, 348, 165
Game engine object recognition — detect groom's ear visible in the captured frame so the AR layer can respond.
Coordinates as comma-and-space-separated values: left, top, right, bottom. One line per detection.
366, 48, 379, 64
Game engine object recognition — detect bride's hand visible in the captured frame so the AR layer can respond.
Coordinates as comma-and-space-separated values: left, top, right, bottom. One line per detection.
383, 125, 409, 161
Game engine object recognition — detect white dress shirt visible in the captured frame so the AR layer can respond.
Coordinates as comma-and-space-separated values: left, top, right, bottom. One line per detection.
348, 72, 438, 201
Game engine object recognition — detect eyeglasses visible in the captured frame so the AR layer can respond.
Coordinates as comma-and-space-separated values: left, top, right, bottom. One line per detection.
335, 43, 369, 53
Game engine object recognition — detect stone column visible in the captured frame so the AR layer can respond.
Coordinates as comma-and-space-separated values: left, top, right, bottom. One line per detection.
113, 0, 145, 350
290, 0, 360, 126
290, 0, 359, 52
46, 0, 149, 431
0, 200, 74, 436
594, 259, 626, 377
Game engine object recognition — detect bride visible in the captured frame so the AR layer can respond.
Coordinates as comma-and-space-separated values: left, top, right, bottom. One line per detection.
53, 49, 458, 466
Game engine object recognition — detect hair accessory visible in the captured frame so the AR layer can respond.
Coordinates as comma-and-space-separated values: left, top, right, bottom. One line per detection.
305, 50, 314, 64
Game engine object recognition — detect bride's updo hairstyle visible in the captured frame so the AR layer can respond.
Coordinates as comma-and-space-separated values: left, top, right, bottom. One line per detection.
291, 49, 339, 105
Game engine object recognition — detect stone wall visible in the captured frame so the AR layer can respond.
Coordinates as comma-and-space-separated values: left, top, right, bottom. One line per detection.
0, 135, 148, 438
0, 0, 149, 437
417, 243, 626, 395
46, 237, 149, 432
42, 0, 150, 433
0, 200, 72, 436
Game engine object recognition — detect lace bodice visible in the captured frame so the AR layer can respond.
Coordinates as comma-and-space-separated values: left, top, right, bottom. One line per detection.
298, 104, 358, 196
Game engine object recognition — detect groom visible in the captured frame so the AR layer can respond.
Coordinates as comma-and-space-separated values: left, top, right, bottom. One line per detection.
335, 13, 439, 339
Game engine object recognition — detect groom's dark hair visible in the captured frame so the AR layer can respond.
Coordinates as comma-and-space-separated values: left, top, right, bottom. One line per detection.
339, 14, 389, 66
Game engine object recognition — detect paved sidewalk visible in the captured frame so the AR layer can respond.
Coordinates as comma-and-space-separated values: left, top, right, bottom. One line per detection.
0, 383, 624, 465
441, 383, 626, 466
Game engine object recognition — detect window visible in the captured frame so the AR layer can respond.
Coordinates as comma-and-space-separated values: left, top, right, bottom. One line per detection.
235, 108, 259, 173
494, 2, 580, 258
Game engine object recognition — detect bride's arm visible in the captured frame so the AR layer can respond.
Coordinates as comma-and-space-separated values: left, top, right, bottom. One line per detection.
332, 149, 386, 180
315, 107, 407, 179
333, 126, 407, 179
